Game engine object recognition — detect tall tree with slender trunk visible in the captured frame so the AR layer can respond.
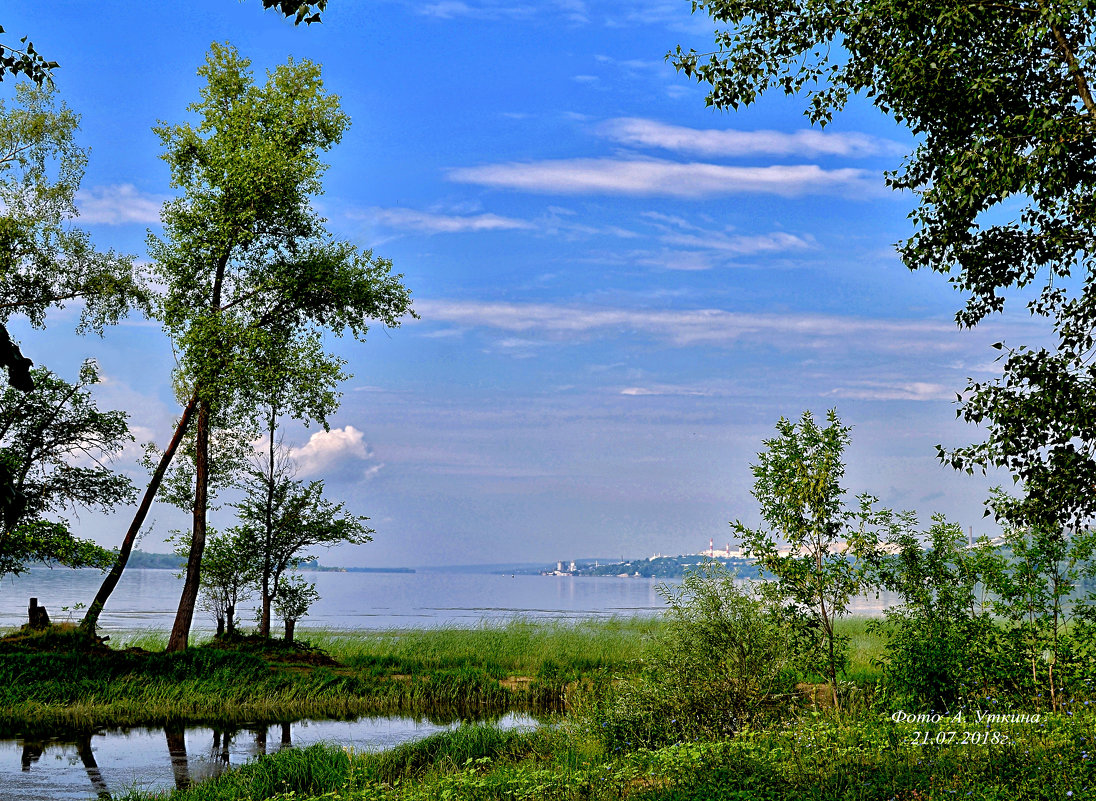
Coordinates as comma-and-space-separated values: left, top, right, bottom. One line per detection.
147, 43, 412, 651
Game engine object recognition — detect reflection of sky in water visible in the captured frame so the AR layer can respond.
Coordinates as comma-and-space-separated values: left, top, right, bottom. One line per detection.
1, 714, 537, 801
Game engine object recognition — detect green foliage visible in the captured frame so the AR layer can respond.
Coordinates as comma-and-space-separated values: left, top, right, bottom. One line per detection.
111, 710, 1096, 801
174, 528, 258, 633
149, 42, 412, 648
733, 410, 886, 704
0, 520, 114, 579
873, 515, 1008, 709
234, 435, 372, 637
0, 362, 134, 524
273, 574, 319, 623
672, 1, 1096, 545
0, 82, 143, 334
0, 361, 132, 578
579, 563, 795, 750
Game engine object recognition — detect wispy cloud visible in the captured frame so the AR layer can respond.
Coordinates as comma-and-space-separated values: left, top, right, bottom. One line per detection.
448, 158, 880, 198
599, 118, 906, 158
620, 384, 712, 397
414, 299, 962, 352
417, 0, 585, 21
76, 184, 166, 225
362, 207, 535, 233
825, 381, 955, 401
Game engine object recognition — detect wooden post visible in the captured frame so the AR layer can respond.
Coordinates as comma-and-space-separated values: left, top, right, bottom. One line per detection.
28, 598, 50, 629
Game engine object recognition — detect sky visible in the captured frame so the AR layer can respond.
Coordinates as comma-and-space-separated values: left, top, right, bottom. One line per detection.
3, 1, 1032, 567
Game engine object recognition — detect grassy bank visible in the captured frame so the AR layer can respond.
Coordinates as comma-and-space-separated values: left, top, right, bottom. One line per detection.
0, 618, 662, 731
117, 710, 1096, 801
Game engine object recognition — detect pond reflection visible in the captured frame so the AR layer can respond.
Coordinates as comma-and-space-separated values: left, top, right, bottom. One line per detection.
4, 713, 536, 800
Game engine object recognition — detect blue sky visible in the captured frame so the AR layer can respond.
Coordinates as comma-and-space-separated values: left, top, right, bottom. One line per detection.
4, 1, 1028, 566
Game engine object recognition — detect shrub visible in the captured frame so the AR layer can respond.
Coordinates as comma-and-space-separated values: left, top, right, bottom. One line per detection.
582, 561, 795, 749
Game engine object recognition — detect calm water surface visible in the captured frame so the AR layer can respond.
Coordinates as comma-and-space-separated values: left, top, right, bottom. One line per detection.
0, 569, 893, 798
0, 568, 677, 632
0, 568, 892, 632
1, 713, 537, 801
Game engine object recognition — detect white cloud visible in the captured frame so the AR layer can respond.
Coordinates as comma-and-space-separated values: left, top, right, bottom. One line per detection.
414, 299, 963, 352
599, 118, 907, 158
290, 425, 382, 480
76, 184, 167, 225
660, 231, 814, 255
447, 158, 880, 198
620, 384, 712, 397
825, 381, 955, 401
363, 207, 534, 233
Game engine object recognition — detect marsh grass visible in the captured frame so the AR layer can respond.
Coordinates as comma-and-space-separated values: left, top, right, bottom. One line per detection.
115, 708, 1096, 800
0, 618, 666, 731
308, 617, 656, 675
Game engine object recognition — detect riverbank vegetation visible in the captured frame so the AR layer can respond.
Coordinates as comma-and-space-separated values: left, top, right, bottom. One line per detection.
0, 618, 658, 732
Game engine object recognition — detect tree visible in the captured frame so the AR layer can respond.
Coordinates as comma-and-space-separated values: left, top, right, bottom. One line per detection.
272, 574, 318, 643
234, 431, 372, 638
0, 361, 130, 580
672, 2, 1096, 538
173, 528, 256, 637
873, 514, 1007, 710
733, 409, 885, 709
0, 82, 144, 389
0, 81, 145, 549
148, 43, 410, 651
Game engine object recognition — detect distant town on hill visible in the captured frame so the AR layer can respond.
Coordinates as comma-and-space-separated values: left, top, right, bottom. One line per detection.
529, 553, 763, 580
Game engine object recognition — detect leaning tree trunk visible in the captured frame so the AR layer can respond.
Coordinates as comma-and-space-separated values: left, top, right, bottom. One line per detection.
259, 409, 277, 638
167, 399, 211, 652
81, 393, 198, 635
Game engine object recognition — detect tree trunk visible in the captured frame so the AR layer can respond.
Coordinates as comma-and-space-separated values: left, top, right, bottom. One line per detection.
260, 409, 276, 638
285, 617, 295, 644
226, 602, 235, 635
215, 616, 224, 637
167, 399, 211, 652
81, 393, 197, 635
261, 581, 272, 638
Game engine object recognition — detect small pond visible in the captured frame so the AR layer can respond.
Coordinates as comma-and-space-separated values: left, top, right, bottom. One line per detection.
0, 712, 538, 800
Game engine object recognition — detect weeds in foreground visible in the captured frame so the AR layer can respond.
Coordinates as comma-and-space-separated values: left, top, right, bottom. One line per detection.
116, 710, 1096, 801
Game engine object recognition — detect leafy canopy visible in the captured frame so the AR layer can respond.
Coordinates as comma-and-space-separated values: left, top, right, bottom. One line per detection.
0, 361, 131, 579
0, 82, 144, 388
733, 409, 887, 703
150, 42, 412, 428
673, 1, 1096, 534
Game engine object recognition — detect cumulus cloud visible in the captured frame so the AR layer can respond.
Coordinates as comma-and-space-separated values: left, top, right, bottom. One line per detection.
363, 207, 534, 233
414, 299, 963, 353
448, 158, 880, 198
599, 118, 907, 158
289, 426, 382, 480
76, 184, 167, 225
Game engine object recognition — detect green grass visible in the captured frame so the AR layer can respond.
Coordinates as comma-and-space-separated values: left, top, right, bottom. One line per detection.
115, 708, 1096, 800
306, 617, 657, 677
836, 616, 887, 683
0, 618, 664, 732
